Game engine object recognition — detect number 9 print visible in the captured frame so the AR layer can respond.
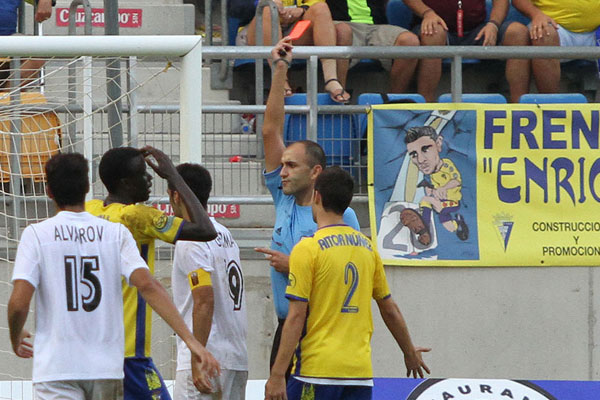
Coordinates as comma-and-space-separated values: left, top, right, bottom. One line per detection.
227, 261, 244, 311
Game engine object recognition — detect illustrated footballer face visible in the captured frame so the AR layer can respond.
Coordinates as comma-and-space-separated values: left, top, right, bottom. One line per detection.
406, 135, 443, 175
124, 155, 153, 203
280, 143, 315, 196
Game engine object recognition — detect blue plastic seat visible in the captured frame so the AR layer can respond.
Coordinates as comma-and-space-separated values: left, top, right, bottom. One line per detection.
519, 93, 588, 104
355, 93, 425, 140
284, 94, 356, 167
386, 0, 412, 29
437, 93, 507, 103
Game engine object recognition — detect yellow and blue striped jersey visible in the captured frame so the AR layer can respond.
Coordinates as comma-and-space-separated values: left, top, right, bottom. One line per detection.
431, 158, 462, 202
86, 199, 184, 358
286, 224, 391, 380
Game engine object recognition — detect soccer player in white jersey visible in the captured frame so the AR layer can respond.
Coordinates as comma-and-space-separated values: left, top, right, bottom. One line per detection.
170, 163, 248, 399
7, 153, 220, 400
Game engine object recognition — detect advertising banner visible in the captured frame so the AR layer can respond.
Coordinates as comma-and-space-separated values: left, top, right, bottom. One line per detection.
373, 378, 600, 399
153, 203, 240, 219
368, 104, 600, 266
56, 8, 143, 28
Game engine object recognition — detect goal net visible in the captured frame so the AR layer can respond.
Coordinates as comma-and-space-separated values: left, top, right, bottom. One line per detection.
0, 35, 203, 398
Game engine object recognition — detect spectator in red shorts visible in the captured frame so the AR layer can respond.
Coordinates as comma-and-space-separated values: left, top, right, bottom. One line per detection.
404, 0, 531, 103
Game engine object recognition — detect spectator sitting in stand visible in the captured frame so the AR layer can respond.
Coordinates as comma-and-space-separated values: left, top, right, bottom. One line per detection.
330, 0, 420, 94
239, 0, 351, 103
403, 0, 531, 103
0, 0, 54, 89
512, 0, 600, 94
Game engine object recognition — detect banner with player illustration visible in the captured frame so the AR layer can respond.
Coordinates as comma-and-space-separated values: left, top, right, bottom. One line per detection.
368, 103, 600, 266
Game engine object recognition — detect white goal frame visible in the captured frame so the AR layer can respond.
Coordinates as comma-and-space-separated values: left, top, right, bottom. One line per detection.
0, 34, 204, 166
0, 35, 204, 395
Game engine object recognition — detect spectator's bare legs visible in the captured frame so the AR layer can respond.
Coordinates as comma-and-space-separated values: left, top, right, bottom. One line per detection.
247, 8, 291, 95
502, 22, 531, 103
335, 23, 353, 88
530, 23, 560, 93
294, 3, 349, 101
417, 28, 446, 102
20, 59, 45, 88
391, 32, 419, 93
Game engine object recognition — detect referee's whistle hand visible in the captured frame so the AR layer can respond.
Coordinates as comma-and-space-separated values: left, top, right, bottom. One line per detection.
255, 247, 290, 274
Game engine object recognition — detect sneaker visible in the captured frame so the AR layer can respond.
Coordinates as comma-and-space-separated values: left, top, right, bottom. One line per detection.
455, 213, 469, 241
400, 208, 431, 246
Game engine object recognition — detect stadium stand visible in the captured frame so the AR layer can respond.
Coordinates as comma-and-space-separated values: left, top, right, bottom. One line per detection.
519, 93, 589, 104
0, 92, 61, 186
437, 93, 507, 103
284, 93, 355, 167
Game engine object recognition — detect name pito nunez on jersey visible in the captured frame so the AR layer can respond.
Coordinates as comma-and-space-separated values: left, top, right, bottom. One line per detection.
54, 225, 104, 243
215, 231, 235, 248
318, 232, 372, 251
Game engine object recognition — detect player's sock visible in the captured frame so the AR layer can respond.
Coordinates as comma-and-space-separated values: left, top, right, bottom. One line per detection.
421, 206, 432, 230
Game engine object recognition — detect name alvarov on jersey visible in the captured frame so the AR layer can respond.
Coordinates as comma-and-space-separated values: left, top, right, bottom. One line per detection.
54, 225, 105, 243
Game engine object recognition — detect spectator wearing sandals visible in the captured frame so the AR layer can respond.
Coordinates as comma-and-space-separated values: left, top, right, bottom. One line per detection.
403, 0, 531, 103
512, 0, 600, 94
330, 0, 420, 94
0, 0, 54, 88
241, 0, 351, 103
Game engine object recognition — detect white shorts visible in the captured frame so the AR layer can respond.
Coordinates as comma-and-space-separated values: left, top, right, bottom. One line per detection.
556, 25, 596, 47
174, 369, 248, 400
34, 379, 123, 400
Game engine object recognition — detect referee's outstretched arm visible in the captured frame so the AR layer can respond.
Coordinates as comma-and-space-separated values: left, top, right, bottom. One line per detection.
263, 38, 293, 173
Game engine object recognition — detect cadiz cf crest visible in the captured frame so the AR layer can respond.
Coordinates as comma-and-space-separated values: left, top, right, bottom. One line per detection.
493, 213, 514, 252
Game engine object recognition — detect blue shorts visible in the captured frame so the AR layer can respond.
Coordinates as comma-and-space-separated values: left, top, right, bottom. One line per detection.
287, 377, 372, 400
123, 357, 171, 400
413, 20, 513, 46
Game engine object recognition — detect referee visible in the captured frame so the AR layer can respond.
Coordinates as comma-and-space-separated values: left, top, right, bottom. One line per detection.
254, 37, 361, 372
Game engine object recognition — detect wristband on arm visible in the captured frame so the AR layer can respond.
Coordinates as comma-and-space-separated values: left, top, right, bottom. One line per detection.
273, 58, 290, 68
487, 19, 501, 29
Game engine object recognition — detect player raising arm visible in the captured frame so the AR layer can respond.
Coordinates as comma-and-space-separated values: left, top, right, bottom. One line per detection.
86, 146, 217, 399
8, 153, 219, 399
265, 167, 430, 400
256, 37, 361, 374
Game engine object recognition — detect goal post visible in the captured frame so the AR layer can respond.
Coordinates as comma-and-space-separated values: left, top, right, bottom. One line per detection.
0, 34, 204, 168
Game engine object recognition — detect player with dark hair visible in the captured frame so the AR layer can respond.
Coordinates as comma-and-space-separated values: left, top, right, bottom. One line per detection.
45, 152, 89, 207
265, 166, 430, 400
400, 126, 469, 245
86, 146, 217, 399
169, 163, 248, 399
8, 153, 219, 400
255, 38, 361, 372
